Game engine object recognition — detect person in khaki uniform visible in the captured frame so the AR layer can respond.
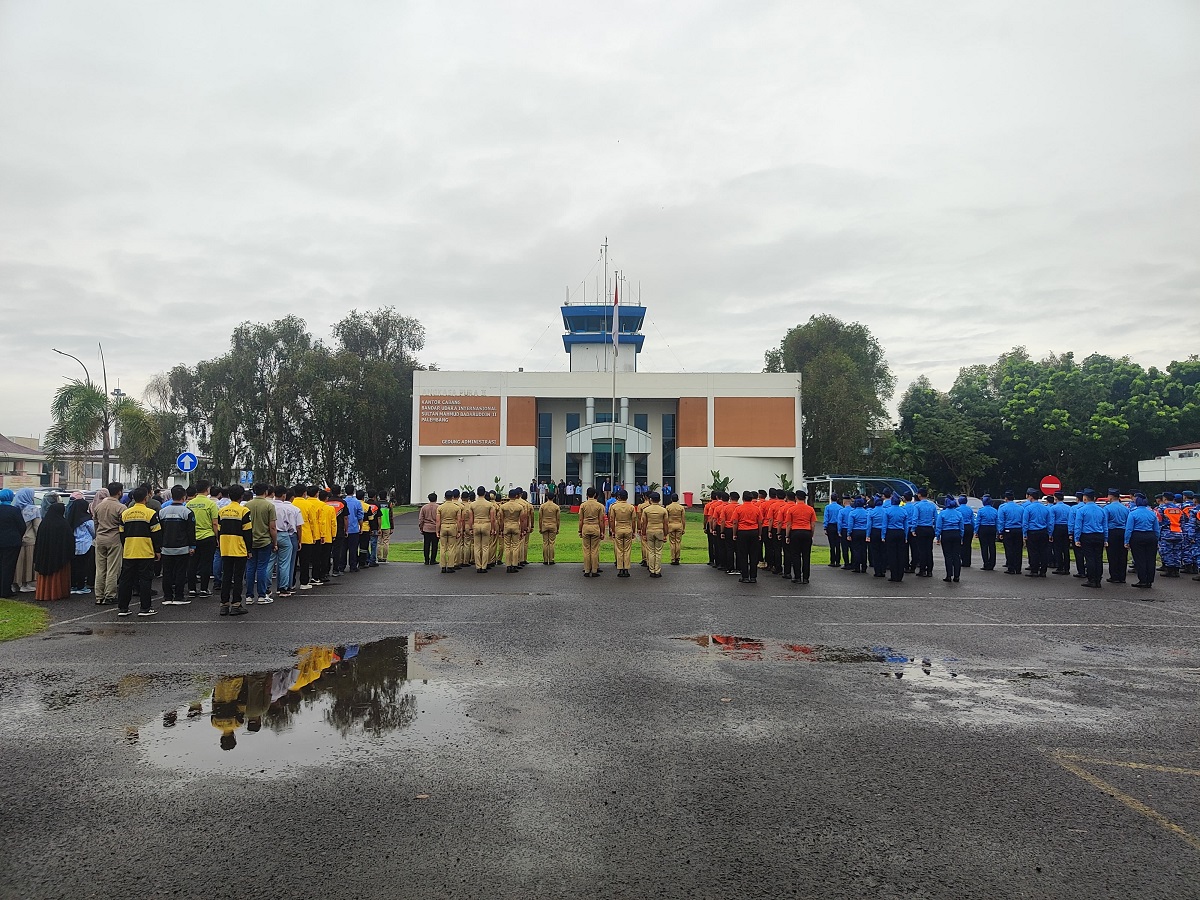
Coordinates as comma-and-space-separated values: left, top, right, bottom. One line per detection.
499, 489, 528, 573
92, 482, 127, 604
578, 487, 607, 577
489, 491, 503, 568
664, 495, 687, 565
538, 491, 561, 564
636, 494, 650, 567
436, 490, 462, 573
458, 495, 472, 570
518, 490, 534, 568
641, 492, 670, 577
465, 487, 496, 573
608, 490, 637, 577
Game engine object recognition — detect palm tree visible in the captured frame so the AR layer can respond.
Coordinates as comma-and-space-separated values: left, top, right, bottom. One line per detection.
44, 379, 161, 484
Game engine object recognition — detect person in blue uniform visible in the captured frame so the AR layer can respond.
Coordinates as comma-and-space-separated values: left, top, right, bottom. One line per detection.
823, 494, 843, 568
1068, 490, 1086, 576
957, 495, 974, 568
881, 493, 909, 583
1124, 494, 1160, 591
976, 495, 998, 570
1159, 494, 1186, 577
866, 495, 887, 577
909, 488, 938, 577
1103, 488, 1130, 583
935, 497, 964, 582
902, 491, 917, 573
843, 497, 869, 573
1181, 490, 1197, 576
997, 490, 1024, 575
1049, 492, 1071, 574
1021, 488, 1051, 577
838, 497, 856, 571
1073, 488, 1108, 588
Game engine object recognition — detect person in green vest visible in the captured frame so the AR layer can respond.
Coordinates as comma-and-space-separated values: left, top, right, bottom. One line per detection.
376, 493, 393, 564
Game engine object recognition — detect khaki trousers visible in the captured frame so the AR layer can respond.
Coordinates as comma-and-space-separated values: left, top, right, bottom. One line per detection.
503, 526, 522, 567
646, 531, 666, 574
459, 531, 471, 568
94, 542, 123, 600
667, 527, 683, 563
473, 526, 492, 570
491, 531, 502, 565
439, 527, 458, 569
614, 529, 633, 570
581, 527, 602, 573
541, 529, 557, 563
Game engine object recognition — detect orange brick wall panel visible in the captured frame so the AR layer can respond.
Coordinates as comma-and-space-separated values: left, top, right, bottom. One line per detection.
713, 397, 796, 448
507, 397, 538, 446
677, 397, 708, 447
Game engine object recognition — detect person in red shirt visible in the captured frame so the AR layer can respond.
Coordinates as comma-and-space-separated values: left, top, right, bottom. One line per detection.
783, 490, 817, 584
734, 494, 763, 583
722, 492, 740, 575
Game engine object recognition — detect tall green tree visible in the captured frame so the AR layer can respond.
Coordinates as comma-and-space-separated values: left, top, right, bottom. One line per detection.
898, 377, 995, 495
44, 379, 160, 484
764, 315, 895, 475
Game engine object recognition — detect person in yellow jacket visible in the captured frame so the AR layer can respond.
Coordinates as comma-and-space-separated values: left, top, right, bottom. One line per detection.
216, 485, 252, 616
210, 675, 245, 751
293, 485, 322, 590
315, 488, 336, 583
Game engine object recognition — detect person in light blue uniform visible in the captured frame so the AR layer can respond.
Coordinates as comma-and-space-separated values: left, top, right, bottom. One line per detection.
1049, 492, 1071, 574
823, 494, 844, 568
1072, 488, 1108, 588
837, 497, 856, 570
844, 497, 870, 573
902, 491, 918, 572
935, 497, 964, 582
957, 495, 974, 568
1021, 488, 1051, 577
909, 488, 938, 577
881, 493, 908, 582
1103, 488, 1130, 583
996, 490, 1024, 575
1181, 490, 1197, 576
866, 495, 888, 577
976, 495, 998, 570
1068, 490, 1086, 576
1124, 494, 1160, 590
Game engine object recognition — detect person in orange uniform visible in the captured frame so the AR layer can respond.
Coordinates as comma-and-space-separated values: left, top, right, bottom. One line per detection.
704, 493, 722, 568
722, 492, 741, 575
783, 490, 817, 585
664, 494, 686, 565
733, 492, 763, 582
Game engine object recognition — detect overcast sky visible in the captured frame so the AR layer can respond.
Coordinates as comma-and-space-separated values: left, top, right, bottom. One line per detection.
3, 1, 1197, 438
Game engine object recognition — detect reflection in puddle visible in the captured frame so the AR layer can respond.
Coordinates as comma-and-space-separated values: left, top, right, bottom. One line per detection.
139, 634, 464, 777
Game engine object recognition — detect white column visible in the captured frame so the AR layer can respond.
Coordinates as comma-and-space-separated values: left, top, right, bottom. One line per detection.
586, 397, 595, 425
620, 397, 629, 424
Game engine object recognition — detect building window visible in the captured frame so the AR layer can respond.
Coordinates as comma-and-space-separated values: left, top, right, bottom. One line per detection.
537, 412, 552, 481
634, 413, 648, 433
596, 411, 614, 424
565, 453, 580, 480
662, 413, 676, 478
566, 412, 580, 433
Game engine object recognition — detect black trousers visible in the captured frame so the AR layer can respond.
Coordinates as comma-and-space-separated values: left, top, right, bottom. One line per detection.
313, 541, 331, 580
914, 525, 935, 575
788, 530, 812, 581
71, 548, 95, 589
220, 556, 247, 604
1073, 538, 1085, 575
1002, 530, 1024, 573
736, 530, 758, 580
960, 522, 974, 568
188, 536, 217, 592
422, 532, 438, 564
332, 535, 348, 572
117, 557, 154, 612
0, 545, 19, 598
940, 533, 962, 579
825, 524, 842, 566
707, 528, 717, 565
297, 543, 314, 585
849, 530, 867, 572
161, 554, 189, 600
1052, 524, 1070, 571
1081, 533, 1105, 585
1130, 532, 1157, 585
723, 527, 736, 571
977, 525, 997, 570
1026, 530, 1049, 576
885, 532, 906, 581
1106, 529, 1127, 582
868, 528, 885, 575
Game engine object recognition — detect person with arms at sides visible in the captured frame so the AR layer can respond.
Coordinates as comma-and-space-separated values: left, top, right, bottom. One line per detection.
217, 485, 253, 615
608, 490, 637, 577
821, 493, 843, 570
66, 493, 96, 596
1103, 488, 1130, 584
116, 486, 161, 616
704, 492, 721, 568
466, 486, 497, 573
640, 492, 669, 577
185, 480, 218, 598
1073, 488, 1109, 589
935, 497, 965, 583
838, 495, 857, 571
158, 485, 196, 606
1068, 490, 1087, 576
537, 489, 560, 565
996, 490, 1024, 575
418, 493, 439, 565
664, 492, 686, 566
0, 490, 24, 598
436, 490, 461, 573
343, 483, 365, 572
12, 487, 40, 594
1021, 488, 1051, 578
360, 491, 380, 570
499, 489, 527, 574
326, 485, 349, 576
243, 483, 278, 604
578, 487, 607, 578
909, 488, 938, 578
957, 495, 975, 568
866, 495, 887, 578
722, 492, 741, 575
33, 502, 74, 601
1049, 491, 1071, 574
271, 486, 302, 597
1124, 494, 1161, 591
376, 494, 393, 564
734, 492, 763, 583
975, 495, 998, 571
881, 492, 909, 583
783, 489, 816, 585
842, 497, 869, 575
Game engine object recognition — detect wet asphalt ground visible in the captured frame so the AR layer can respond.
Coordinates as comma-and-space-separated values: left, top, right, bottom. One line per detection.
3, 559, 1200, 900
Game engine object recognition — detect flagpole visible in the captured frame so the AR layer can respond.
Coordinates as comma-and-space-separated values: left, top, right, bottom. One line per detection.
611, 272, 618, 495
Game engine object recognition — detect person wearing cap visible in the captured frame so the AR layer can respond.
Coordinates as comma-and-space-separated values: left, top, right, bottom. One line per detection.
842, 497, 869, 574
1124, 495, 1161, 591
866, 495, 888, 578
1021, 488, 1051, 577
1072, 489, 1108, 588
880, 493, 908, 582
909, 488, 938, 577
1049, 491, 1071, 574
1103, 488, 1130, 584
1158, 494, 1186, 577
783, 490, 816, 584
935, 497, 964, 583
975, 495, 999, 571
996, 490, 1023, 575
1181, 490, 1197, 576
901, 491, 918, 573
822, 493, 843, 568
1068, 490, 1086, 577
956, 495, 975, 569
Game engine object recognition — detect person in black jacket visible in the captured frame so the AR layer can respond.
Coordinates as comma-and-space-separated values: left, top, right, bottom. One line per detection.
0, 490, 24, 598
158, 485, 196, 605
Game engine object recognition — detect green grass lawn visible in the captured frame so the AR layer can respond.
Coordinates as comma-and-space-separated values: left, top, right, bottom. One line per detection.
388, 510, 833, 566
0, 598, 49, 642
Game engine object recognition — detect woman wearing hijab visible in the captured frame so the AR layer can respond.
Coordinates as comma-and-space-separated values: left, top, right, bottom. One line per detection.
33, 502, 73, 601
67, 493, 96, 595
13, 488, 40, 593
0, 490, 24, 598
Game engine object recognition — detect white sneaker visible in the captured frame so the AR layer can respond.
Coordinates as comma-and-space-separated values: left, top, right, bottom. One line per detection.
161, 600, 179, 606
244, 598, 256, 605
175, 599, 192, 606
257, 596, 274, 604
298, 584, 313, 591
309, 579, 324, 586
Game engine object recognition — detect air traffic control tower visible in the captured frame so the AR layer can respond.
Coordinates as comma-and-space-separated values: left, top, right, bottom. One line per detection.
561, 301, 646, 372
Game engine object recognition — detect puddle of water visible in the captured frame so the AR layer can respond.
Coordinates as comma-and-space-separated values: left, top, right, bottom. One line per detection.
137, 634, 466, 778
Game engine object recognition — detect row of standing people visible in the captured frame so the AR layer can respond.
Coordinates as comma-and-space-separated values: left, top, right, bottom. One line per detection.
702, 488, 819, 583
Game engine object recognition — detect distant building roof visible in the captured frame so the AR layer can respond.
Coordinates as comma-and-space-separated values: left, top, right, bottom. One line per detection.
0, 433, 45, 458
1167, 441, 1200, 452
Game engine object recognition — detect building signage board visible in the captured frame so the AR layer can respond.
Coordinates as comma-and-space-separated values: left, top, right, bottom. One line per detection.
419, 395, 501, 446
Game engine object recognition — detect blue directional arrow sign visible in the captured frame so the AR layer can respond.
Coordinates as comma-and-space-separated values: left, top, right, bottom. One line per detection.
176, 452, 198, 473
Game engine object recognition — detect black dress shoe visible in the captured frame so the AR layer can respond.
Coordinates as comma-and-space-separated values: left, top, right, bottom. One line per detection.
942, 577, 952, 582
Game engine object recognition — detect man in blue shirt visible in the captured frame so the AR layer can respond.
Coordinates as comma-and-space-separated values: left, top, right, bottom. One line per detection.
1021, 488, 1052, 577
837, 497, 856, 571
957, 495, 975, 569
866, 496, 888, 577
1049, 492, 1071, 574
976, 495, 999, 570
1104, 488, 1130, 584
1072, 488, 1109, 588
996, 490, 1024, 575
823, 494, 844, 568
1124, 494, 1161, 590
344, 484, 365, 572
881, 493, 909, 582
1067, 490, 1086, 577
909, 488, 938, 577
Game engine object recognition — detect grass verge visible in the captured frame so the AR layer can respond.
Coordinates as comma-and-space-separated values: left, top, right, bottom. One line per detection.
0, 598, 49, 642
